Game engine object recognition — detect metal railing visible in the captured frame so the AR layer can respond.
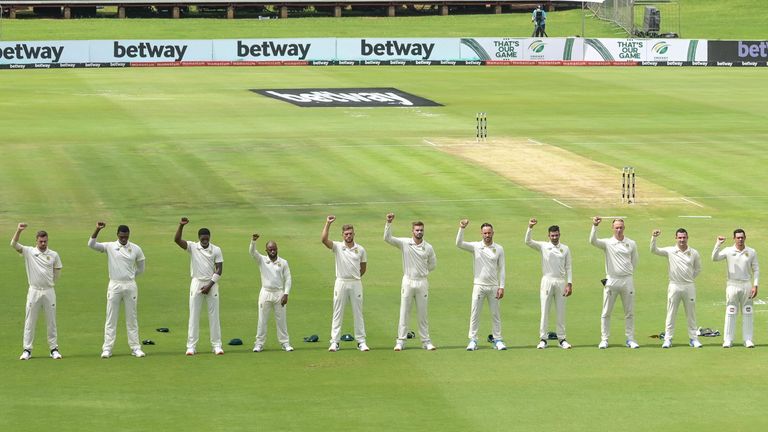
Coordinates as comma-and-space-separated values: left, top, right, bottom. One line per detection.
588, 0, 679, 37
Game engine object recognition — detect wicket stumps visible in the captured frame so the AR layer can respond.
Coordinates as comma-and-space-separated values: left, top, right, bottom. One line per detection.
621, 166, 636, 204
476, 112, 487, 141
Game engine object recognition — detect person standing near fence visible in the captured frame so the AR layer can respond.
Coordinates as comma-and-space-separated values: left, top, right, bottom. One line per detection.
532, 5, 548, 37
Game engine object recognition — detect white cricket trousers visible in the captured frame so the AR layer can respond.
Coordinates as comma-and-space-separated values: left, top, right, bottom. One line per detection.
539, 277, 567, 341
255, 288, 289, 346
187, 279, 222, 350
330, 279, 366, 344
468, 284, 502, 341
23, 286, 58, 351
724, 280, 753, 344
664, 282, 697, 341
103, 280, 141, 352
601, 276, 635, 342
396, 277, 431, 343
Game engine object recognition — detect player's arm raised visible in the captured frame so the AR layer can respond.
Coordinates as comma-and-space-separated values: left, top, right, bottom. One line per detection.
321, 215, 335, 249
174, 217, 189, 250
10, 222, 26, 252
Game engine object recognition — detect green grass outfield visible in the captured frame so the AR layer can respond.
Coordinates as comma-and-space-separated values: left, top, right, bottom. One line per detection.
1, 65, 768, 431
1, 0, 767, 40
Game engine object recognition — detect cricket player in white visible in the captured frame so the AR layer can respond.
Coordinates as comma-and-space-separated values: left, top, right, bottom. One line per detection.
174, 217, 224, 356
250, 233, 293, 353
651, 228, 702, 348
89, 222, 147, 358
712, 229, 760, 348
12, 223, 63, 360
384, 213, 437, 351
456, 219, 507, 351
590, 217, 640, 349
322, 215, 369, 352
525, 218, 572, 350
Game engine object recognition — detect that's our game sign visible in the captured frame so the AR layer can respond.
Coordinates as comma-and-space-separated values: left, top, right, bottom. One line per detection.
252, 88, 442, 107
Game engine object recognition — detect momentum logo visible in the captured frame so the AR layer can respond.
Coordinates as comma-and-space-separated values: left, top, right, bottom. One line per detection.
252, 88, 442, 107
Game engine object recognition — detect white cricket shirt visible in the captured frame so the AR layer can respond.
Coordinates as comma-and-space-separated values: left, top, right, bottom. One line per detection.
456, 228, 506, 288
590, 225, 638, 277
89, 239, 145, 281
249, 242, 292, 294
331, 241, 367, 280
186, 241, 223, 280
384, 223, 437, 279
712, 244, 760, 285
14, 244, 62, 289
650, 237, 701, 283
525, 228, 572, 283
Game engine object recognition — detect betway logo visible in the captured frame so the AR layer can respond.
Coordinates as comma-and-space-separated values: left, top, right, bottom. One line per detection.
738, 41, 768, 58
253, 88, 442, 107
113, 42, 187, 61
0, 44, 63, 62
266, 90, 415, 105
360, 39, 435, 59
237, 41, 310, 60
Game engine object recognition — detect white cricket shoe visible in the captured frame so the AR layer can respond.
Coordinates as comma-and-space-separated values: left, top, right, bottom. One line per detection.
328, 342, 340, 352
423, 343, 437, 351
357, 342, 370, 352
626, 340, 640, 349
19, 350, 31, 361
722, 341, 732, 348
559, 340, 572, 350
690, 339, 703, 348
131, 348, 146, 358
598, 340, 609, 349
282, 343, 294, 352
50, 349, 62, 360
253, 344, 263, 352
213, 347, 225, 355
662, 340, 672, 349
466, 340, 478, 351
393, 341, 404, 351
494, 340, 507, 351
536, 340, 548, 349
185, 348, 196, 356
100, 350, 112, 359
745, 340, 755, 348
